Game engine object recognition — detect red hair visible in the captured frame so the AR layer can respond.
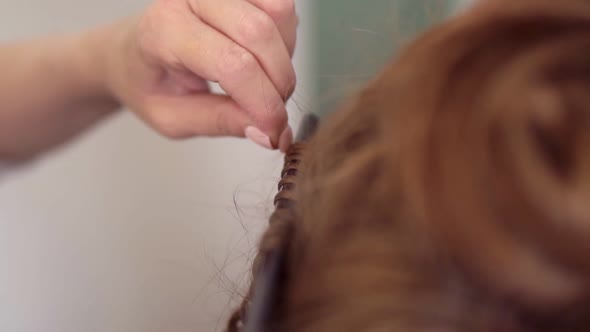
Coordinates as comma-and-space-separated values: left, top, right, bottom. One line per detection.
230, 1, 590, 330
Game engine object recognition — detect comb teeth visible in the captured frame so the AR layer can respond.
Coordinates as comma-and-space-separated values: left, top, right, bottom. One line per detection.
273, 143, 305, 210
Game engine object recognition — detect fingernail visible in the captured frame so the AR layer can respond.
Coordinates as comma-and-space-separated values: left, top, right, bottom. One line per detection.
245, 126, 273, 150
279, 126, 293, 153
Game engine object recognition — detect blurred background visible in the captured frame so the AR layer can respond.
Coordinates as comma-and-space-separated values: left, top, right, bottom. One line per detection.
0, 1, 469, 331
311, 0, 471, 116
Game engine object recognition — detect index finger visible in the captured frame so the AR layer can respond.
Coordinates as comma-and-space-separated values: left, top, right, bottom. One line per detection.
248, 0, 298, 56
171, 20, 288, 142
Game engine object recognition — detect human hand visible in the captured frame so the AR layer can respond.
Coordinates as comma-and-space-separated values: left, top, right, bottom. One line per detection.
106, 0, 297, 151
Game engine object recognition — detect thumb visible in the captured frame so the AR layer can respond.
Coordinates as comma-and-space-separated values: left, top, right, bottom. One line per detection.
141, 93, 253, 139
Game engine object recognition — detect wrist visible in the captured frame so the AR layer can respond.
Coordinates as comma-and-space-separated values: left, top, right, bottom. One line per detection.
65, 20, 130, 109
101, 16, 144, 108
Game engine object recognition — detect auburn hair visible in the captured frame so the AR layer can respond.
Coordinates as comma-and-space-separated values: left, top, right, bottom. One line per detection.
230, 0, 590, 331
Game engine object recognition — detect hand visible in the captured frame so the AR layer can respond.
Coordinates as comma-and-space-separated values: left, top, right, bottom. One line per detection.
106, 0, 297, 151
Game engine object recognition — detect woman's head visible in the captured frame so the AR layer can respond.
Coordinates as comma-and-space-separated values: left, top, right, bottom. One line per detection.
231, 0, 590, 330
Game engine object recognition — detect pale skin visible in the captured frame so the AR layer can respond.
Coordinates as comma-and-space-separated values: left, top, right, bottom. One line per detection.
0, 0, 297, 162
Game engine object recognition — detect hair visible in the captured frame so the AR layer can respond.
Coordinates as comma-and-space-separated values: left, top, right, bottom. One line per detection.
229, 0, 590, 331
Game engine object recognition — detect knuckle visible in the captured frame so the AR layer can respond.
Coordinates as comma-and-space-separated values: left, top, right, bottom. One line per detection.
238, 12, 276, 44
143, 1, 176, 27
137, 3, 180, 64
261, 0, 295, 22
148, 111, 189, 140
188, 0, 202, 13
218, 46, 257, 79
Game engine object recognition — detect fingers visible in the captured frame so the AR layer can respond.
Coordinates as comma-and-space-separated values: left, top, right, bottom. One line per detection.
140, 91, 293, 151
154, 15, 286, 143
247, 0, 298, 57
134, 0, 299, 148
141, 93, 252, 138
193, 0, 296, 100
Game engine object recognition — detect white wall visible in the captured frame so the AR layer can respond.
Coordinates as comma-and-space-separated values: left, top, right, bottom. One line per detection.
0, 1, 312, 332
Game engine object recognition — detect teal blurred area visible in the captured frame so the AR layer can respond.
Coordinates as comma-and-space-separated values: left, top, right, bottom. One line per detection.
310, 0, 466, 117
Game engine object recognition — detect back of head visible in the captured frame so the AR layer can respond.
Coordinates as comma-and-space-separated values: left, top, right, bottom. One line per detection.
230, 0, 590, 331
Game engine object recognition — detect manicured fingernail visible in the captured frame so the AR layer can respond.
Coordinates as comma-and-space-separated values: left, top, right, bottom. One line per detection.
245, 126, 273, 150
279, 126, 293, 153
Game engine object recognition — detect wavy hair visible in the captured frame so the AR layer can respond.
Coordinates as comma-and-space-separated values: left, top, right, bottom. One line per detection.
229, 0, 590, 330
